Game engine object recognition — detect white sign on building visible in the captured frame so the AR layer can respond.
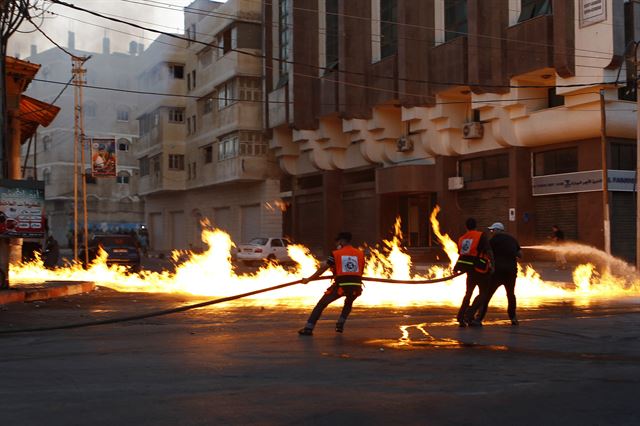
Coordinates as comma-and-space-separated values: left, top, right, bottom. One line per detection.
580, 0, 607, 27
532, 170, 636, 196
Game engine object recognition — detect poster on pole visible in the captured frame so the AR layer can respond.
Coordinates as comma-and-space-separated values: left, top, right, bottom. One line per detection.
90, 138, 117, 177
0, 179, 45, 238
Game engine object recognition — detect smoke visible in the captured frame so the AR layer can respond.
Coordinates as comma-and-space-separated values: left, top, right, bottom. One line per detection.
524, 243, 637, 280
8, 0, 199, 58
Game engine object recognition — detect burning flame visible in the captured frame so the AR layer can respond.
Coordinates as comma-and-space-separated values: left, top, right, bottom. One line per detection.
9, 208, 640, 307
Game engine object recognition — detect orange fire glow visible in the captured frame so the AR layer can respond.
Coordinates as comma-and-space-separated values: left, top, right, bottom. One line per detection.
9, 208, 640, 307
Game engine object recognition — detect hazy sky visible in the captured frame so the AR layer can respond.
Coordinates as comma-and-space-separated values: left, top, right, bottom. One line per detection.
9, 0, 223, 57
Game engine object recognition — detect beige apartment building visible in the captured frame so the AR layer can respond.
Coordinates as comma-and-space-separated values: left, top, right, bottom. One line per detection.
137, 0, 281, 253
264, 0, 639, 262
25, 36, 144, 247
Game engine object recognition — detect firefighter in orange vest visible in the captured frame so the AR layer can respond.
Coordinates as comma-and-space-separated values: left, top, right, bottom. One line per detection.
454, 218, 493, 327
298, 232, 365, 336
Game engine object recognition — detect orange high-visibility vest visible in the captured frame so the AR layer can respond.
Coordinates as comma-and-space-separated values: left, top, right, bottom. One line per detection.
458, 230, 483, 256
457, 230, 491, 273
332, 245, 365, 285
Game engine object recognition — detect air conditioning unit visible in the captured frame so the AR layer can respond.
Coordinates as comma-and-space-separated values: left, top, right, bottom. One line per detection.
396, 136, 413, 152
448, 176, 464, 190
463, 122, 484, 139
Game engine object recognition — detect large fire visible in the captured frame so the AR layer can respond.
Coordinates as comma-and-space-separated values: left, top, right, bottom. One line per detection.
10, 208, 640, 307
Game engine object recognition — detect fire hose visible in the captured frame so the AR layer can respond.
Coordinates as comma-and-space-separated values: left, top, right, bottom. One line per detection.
0, 271, 465, 335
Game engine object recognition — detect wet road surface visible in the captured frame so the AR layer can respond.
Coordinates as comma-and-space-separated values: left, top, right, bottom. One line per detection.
1, 288, 639, 425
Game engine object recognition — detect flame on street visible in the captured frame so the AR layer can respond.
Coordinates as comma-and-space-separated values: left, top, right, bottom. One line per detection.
10, 208, 640, 307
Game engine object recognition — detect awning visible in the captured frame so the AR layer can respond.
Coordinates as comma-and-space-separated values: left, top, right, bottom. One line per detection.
17, 96, 61, 143
5, 56, 40, 92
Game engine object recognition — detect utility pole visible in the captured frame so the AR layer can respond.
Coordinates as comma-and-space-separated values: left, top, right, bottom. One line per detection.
72, 56, 89, 264
636, 41, 640, 270
600, 89, 611, 255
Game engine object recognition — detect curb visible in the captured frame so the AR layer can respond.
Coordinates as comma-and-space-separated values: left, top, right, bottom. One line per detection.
0, 281, 96, 305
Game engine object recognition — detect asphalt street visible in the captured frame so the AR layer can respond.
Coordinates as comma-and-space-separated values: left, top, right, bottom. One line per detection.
0, 286, 638, 425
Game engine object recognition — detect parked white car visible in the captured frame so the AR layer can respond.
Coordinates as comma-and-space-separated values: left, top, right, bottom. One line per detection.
237, 237, 293, 265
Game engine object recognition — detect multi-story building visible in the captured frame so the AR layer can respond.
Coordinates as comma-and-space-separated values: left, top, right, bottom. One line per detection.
25, 34, 144, 246
137, 0, 281, 252
264, 0, 639, 261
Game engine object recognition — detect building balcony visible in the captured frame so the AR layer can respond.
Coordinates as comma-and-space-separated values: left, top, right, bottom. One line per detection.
194, 155, 271, 187
506, 15, 553, 77
430, 36, 468, 93
138, 170, 185, 195
210, 101, 262, 138
191, 51, 262, 98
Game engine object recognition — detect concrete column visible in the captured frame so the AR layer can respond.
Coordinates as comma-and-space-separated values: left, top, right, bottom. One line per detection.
322, 170, 342, 256
435, 156, 462, 237
508, 147, 535, 245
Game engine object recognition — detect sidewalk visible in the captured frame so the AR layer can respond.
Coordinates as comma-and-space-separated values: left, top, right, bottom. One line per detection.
0, 281, 95, 305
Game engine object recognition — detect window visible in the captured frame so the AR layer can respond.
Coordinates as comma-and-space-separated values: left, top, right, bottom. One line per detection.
238, 77, 262, 101
186, 23, 196, 43
140, 156, 149, 176
548, 88, 564, 108
271, 239, 283, 247
217, 79, 236, 109
151, 155, 161, 176
238, 131, 268, 156
168, 154, 185, 171
116, 171, 130, 184
187, 117, 191, 135
191, 70, 196, 89
85, 169, 97, 184
380, 0, 398, 58
43, 135, 52, 151
117, 107, 129, 122
198, 48, 212, 68
218, 135, 239, 161
518, 0, 552, 23
192, 162, 196, 179
84, 101, 97, 118
187, 72, 191, 91
191, 115, 197, 134
203, 96, 214, 114
325, 0, 339, 68
118, 139, 129, 151
444, 0, 468, 42
43, 169, 51, 185
169, 64, 184, 79
534, 148, 578, 176
278, 0, 290, 76
204, 145, 213, 163
459, 154, 509, 182
610, 143, 636, 171
223, 28, 232, 55
168, 108, 184, 123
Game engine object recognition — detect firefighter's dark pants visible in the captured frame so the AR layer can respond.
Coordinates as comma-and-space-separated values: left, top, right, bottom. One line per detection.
457, 270, 490, 323
471, 268, 517, 321
306, 284, 362, 327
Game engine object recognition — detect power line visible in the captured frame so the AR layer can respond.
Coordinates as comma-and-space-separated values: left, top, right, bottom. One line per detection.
33, 76, 623, 109
48, 0, 626, 93
123, 0, 619, 64
40, 4, 620, 79
137, 0, 622, 59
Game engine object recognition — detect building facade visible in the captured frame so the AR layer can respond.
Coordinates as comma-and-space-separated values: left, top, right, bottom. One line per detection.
25, 36, 144, 246
264, 0, 639, 261
137, 0, 282, 253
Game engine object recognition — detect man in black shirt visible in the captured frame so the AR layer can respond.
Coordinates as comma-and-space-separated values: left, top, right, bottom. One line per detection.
467, 222, 522, 326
